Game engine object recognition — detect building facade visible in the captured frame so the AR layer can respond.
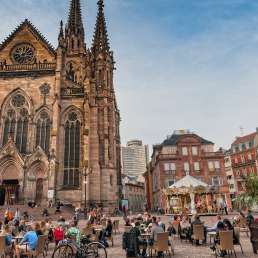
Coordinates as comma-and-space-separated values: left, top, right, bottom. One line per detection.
230, 131, 258, 193
0, 0, 122, 209
224, 150, 237, 201
122, 140, 149, 177
146, 130, 231, 210
122, 175, 146, 212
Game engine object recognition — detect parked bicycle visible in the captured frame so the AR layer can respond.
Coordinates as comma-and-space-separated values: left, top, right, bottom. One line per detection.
52, 237, 107, 258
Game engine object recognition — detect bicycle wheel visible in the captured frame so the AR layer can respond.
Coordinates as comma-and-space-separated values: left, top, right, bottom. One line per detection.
52, 244, 74, 258
85, 242, 107, 258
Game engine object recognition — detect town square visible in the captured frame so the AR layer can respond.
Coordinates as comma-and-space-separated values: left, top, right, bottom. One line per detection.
0, 0, 257, 257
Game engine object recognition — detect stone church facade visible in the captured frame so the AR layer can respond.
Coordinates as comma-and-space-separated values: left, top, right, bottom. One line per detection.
0, 0, 122, 210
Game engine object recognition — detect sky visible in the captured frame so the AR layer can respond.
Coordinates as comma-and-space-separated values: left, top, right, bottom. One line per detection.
1, 0, 258, 151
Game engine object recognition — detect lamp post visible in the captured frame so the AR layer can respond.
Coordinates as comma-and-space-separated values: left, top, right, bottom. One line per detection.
82, 166, 92, 217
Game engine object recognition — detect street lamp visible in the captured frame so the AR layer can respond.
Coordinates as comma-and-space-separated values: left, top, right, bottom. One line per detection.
82, 166, 92, 217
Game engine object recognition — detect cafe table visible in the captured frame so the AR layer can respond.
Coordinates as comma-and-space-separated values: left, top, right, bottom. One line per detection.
207, 231, 217, 244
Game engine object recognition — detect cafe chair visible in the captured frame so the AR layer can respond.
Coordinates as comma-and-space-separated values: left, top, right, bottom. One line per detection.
151, 232, 172, 258
233, 227, 244, 254
0, 236, 6, 258
216, 230, 237, 258
29, 235, 48, 258
192, 224, 205, 245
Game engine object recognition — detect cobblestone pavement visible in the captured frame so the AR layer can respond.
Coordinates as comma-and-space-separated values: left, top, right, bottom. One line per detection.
46, 215, 257, 258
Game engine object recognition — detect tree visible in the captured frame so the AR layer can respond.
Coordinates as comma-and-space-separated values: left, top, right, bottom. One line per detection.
236, 175, 258, 209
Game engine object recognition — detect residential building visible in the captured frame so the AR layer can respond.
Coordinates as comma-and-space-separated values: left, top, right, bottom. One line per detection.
0, 0, 122, 210
230, 130, 258, 192
122, 140, 149, 177
145, 130, 230, 210
122, 175, 146, 212
224, 150, 237, 200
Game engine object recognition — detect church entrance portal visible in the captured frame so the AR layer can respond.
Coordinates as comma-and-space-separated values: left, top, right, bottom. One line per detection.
0, 180, 19, 205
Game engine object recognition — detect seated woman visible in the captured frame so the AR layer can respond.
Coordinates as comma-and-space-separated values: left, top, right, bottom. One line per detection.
179, 216, 191, 240
1, 224, 13, 256
103, 219, 113, 239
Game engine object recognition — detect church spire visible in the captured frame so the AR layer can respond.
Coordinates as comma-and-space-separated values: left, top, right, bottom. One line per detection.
58, 20, 64, 47
92, 0, 110, 57
65, 0, 85, 53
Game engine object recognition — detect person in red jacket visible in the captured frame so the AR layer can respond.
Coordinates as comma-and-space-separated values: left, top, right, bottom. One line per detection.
53, 223, 64, 245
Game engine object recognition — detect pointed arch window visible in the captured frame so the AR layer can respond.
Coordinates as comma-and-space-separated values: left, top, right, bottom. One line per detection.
63, 112, 81, 188
2, 94, 29, 154
36, 111, 51, 153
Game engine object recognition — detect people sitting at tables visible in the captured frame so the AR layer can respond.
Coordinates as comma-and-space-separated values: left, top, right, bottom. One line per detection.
150, 216, 164, 258
211, 218, 238, 257
1, 224, 13, 255
15, 225, 38, 258
223, 219, 238, 244
54, 223, 65, 245
129, 221, 147, 257
207, 215, 223, 232
191, 214, 207, 244
210, 220, 225, 254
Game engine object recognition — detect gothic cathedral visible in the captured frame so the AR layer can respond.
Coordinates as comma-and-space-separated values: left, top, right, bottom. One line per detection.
0, 0, 122, 210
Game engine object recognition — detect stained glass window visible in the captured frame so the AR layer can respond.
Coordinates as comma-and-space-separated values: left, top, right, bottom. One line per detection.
2, 101, 29, 154
35, 111, 51, 153
63, 112, 80, 188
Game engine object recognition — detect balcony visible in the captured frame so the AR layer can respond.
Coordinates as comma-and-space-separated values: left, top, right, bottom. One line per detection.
232, 159, 255, 168
0, 62, 56, 77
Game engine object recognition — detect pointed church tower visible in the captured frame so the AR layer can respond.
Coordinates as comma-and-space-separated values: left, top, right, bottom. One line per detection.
92, 0, 110, 57
91, 0, 114, 91
65, 0, 85, 54
90, 0, 122, 204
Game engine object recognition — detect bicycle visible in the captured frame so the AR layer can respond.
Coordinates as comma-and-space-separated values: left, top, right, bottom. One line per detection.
52, 237, 107, 258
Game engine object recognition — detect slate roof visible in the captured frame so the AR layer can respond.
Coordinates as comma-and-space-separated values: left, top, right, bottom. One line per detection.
162, 133, 213, 146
